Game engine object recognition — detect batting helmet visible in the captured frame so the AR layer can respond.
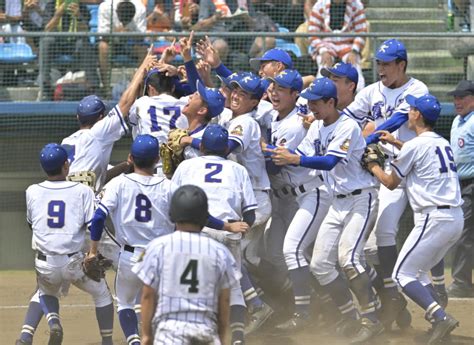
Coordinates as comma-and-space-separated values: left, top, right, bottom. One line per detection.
169, 185, 209, 227
202, 124, 228, 154
40, 143, 68, 174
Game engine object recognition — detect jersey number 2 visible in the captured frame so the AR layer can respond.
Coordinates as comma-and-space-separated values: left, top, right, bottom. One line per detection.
180, 259, 199, 293
204, 163, 223, 183
435, 146, 457, 173
135, 194, 152, 222
47, 200, 65, 228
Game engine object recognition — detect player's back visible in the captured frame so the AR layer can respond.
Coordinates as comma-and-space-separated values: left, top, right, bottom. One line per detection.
100, 173, 174, 247
145, 231, 237, 327
172, 156, 256, 221
26, 180, 95, 255
392, 132, 463, 212
129, 94, 188, 143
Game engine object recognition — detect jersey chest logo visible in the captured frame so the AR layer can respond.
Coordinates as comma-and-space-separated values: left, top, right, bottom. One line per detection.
371, 101, 395, 120
313, 139, 322, 156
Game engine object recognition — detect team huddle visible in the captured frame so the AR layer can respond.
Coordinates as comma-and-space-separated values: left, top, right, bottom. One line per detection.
17, 34, 465, 345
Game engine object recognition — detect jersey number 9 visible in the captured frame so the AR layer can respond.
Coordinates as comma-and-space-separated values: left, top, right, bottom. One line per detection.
47, 200, 65, 228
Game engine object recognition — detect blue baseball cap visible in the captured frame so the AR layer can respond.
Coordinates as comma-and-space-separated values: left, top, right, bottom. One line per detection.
249, 48, 293, 70
131, 134, 159, 159
406, 94, 441, 121
196, 80, 225, 118
218, 72, 243, 88
321, 62, 359, 85
230, 72, 265, 99
300, 77, 338, 101
77, 95, 106, 117
40, 143, 68, 173
375, 39, 407, 62
202, 124, 229, 154
266, 69, 303, 92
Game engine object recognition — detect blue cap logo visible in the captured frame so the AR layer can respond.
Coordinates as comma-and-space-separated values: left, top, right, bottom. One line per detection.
40, 143, 68, 173
405, 94, 441, 122
230, 72, 265, 99
131, 134, 159, 160
321, 62, 359, 85
196, 80, 225, 118
218, 72, 242, 87
300, 77, 338, 101
375, 39, 407, 62
267, 69, 303, 92
77, 95, 105, 118
202, 124, 229, 153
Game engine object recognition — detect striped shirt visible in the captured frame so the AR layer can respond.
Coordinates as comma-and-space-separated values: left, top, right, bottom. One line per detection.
308, 0, 367, 55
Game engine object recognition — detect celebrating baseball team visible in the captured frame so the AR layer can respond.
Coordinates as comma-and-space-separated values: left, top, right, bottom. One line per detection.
16, 30, 474, 345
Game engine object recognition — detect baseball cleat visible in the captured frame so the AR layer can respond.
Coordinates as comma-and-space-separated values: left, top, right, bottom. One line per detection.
437, 291, 448, 309
48, 323, 63, 345
428, 314, 459, 345
380, 294, 407, 328
15, 340, 32, 345
350, 318, 384, 344
335, 317, 361, 337
274, 312, 310, 333
395, 305, 412, 330
245, 303, 274, 335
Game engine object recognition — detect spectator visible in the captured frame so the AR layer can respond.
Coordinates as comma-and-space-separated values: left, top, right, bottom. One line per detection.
294, 0, 316, 56
41, 0, 99, 100
447, 80, 474, 298
144, 0, 172, 33
308, 0, 367, 91
1, 0, 25, 44
98, 0, 147, 93
454, 0, 471, 31
173, 0, 200, 30
22, 0, 48, 50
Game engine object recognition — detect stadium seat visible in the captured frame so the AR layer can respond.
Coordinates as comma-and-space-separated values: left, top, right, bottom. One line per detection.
0, 43, 36, 64
87, 4, 100, 45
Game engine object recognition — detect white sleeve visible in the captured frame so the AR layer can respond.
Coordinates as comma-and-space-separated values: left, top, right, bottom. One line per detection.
343, 87, 371, 126
26, 187, 32, 224
97, 2, 111, 33
91, 106, 128, 145
135, 4, 147, 33
241, 169, 257, 213
129, 100, 139, 127
97, 177, 120, 216
228, 118, 253, 151
274, 121, 306, 150
296, 122, 319, 156
83, 187, 96, 225
326, 120, 358, 159
133, 241, 162, 290
390, 141, 417, 178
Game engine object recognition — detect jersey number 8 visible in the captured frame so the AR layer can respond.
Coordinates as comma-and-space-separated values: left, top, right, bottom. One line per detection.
135, 194, 152, 222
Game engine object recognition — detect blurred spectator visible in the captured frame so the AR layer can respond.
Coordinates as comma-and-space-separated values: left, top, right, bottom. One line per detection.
308, 0, 367, 91
144, 0, 172, 32
41, 0, 99, 100
1, 0, 25, 44
252, 0, 304, 32
22, 0, 48, 51
454, 0, 471, 31
173, 0, 200, 30
294, 0, 316, 56
98, 0, 147, 92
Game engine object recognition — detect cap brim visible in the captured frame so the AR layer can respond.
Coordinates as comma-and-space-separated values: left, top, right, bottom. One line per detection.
300, 90, 323, 101
320, 67, 337, 78
405, 94, 418, 107
249, 57, 267, 70
217, 75, 230, 87
196, 80, 209, 103
447, 90, 472, 97
375, 53, 398, 62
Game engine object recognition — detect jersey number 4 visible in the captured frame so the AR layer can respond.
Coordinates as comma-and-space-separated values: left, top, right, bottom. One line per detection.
148, 106, 181, 132
180, 259, 199, 293
435, 146, 457, 173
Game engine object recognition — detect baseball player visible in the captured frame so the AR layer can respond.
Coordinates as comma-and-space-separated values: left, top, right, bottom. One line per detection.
365, 94, 464, 344
262, 70, 332, 332
133, 185, 241, 345
25, 144, 114, 345
342, 39, 435, 325
270, 78, 382, 343
172, 124, 258, 345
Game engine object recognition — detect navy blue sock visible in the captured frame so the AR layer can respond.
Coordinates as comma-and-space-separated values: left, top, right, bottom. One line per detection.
403, 281, 446, 322
39, 295, 60, 327
96, 303, 114, 345
289, 267, 311, 316
240, 264, 263, 312
19, 300, 43, 342
230, 304, 246, 344
118, 308, 140, 345
377, 245, 399, 297
350, 273, 378, 322
365, 264, 384, 292
323, 274, 359, 320
430, 259, 446, 294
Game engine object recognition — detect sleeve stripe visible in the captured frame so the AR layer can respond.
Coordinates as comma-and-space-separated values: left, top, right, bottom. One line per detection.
228, 136, 244, 148
243, 203, 258, 211
327, 149, 347, 156
98, 203, 110, 216
296, 148, 306, 156
114, 105, 128, 134
344, 108, 366, 121
390, 162, 405, 178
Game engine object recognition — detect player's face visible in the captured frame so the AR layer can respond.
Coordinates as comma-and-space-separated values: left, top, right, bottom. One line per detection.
182, 92, 204, 117
376, 60, 405, 88
268, 83, 297, 112
308, 99, 331, 120
259, 61, 279, 78
407, 106, 419, 130
330, 75, 355, 109
230, 87, 259, 115
453, 95, 474, 116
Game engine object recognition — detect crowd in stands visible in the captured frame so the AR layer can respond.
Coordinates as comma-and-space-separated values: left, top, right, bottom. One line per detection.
0, 0, 471, 100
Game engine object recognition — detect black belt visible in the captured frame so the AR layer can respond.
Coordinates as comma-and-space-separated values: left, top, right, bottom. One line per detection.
124, 244, 135, 253
437, 205, 451, 209
37, 252, 77, 261
273, 175, 323, 199
460, 177, 474, 188
336, 189, 362, 199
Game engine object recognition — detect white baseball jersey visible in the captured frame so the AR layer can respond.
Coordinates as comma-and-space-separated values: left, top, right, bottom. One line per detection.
172, 156, 257, 221
344, 78, 428, 156
129, 94, 189, 142
297, 115, 377, 194
26, 181, 95, 255
224, 112, 270, 190
390, 132, 463, 212
270, 107, 317, 189
97, 173, 174, 248
133, 231, 240, 327
183, 124, 207, 160
61, 105, 128, 191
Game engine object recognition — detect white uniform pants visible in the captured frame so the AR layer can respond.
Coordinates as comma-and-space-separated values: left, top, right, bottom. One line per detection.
393, 207, 464, 288
310, 188, 378, 285
116, 247, 145, 311
154, 319, 221, 345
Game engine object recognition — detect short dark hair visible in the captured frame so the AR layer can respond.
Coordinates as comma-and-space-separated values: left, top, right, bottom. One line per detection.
322, 97, 338, 108
147, 72, 175, 94
421, 115, 436, 128
132, 156, 157, 169
395, 58, 408, 72
78, 114, 101, 127
45, 166, 63, 177
117, 1, 136, 26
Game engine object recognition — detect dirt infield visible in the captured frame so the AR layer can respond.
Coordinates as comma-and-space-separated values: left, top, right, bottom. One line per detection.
1, 270, 473, 345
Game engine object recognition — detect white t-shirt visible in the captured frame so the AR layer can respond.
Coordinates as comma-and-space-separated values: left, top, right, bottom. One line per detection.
391, 132, 463, 212
26, 181, 95, 255
98, 173, 174, 248
172, 155, 257, 221
61, 105, 128, 192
